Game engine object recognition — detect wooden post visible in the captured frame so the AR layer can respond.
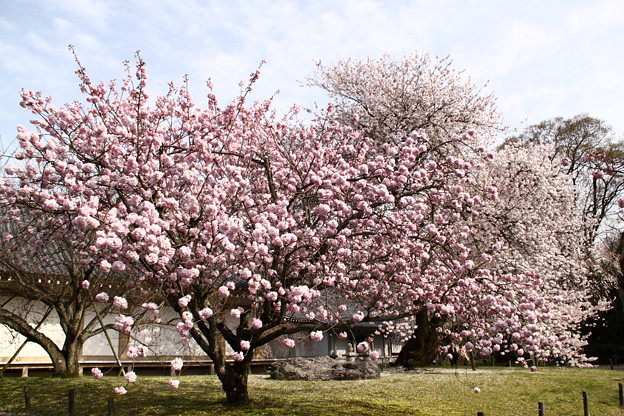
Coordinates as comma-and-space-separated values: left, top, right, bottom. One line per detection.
21, 366, 28, 377
610, 359, 614, 370
68, 388, 76, 416
23, 385, 32, 411
538, 401, 544, 416
582, 391, 589, 416
108, 397, 116, 416
619, 383, 623, 407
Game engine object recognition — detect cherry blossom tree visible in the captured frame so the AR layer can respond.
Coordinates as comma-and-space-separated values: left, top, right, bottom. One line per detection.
0, 52, 601, 404
387, 144, 606, 367
502, 115, 624, 247
0, 210, 151, 377
307, 57, 613, 367
503, 115, 624, 360
469, 144, 609, 364
306, 53, 503, 147
307, 53, 506, 365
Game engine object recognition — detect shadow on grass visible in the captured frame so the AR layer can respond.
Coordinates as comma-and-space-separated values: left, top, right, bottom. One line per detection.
0, 377, 423, 416
185, 397, 425, 416
4, 368, 624, 416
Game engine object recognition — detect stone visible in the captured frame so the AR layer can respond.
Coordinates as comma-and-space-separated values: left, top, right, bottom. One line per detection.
270, 356, 381, 381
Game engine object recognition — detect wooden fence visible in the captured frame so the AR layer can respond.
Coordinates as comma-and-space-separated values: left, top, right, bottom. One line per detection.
476, 383, 624, 416
22, 386, 116, 416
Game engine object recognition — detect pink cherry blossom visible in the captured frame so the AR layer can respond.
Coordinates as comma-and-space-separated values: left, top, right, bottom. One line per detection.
356, 341, 369, 353
176, 321, 190, 337
352, 311, 365, 323
81, 280, 90, 290
113, 296, 128, 309
100, 259, 112, 272
240, 340, 251, 351
95, 292, 109, 302
178, 295, 191, 308
169, 379, 180, 389
282, 338, 296, 348
171, 357, 183, 371
141, 302, 159, 311
369, 351, 380, 360
144, 253, 158, 264
125, 371, 137, 383
137, 345, 148, 357
114, 315, 134, 334
114, 387, 127, 395
233, 352, 244, 362
251, 318, 263, 329
112, 260, 126, 272
199, 307, 213, 319
181, 311, 192, 322
91, 367, 103, 380
127, 347, 139, 359
310, 331, 323, 342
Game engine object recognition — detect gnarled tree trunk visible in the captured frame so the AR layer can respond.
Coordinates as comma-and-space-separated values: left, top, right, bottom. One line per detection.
218, 359, 251, 405
190, 317, 253, 406
394, 309, 441, 367
60, 340, 84, 377
0, 307, 85, 377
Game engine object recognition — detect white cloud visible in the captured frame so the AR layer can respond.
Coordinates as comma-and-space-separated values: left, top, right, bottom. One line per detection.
25, 32, 54, 53
43, 0, 113, 27
52, 17, 72, 32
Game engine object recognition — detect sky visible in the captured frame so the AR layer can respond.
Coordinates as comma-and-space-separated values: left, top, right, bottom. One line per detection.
1, 0, 623, 154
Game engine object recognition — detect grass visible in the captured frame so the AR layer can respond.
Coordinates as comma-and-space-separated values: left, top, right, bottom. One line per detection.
1, 366, 623, 415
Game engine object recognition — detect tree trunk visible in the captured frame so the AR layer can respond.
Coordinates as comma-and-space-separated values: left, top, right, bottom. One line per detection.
59, 341, 83, 377
48, 342, 84, 378
394, 309, 441, 367
0, 308, 77, 377
49, 353, 70, 378
218, 360, 251, 405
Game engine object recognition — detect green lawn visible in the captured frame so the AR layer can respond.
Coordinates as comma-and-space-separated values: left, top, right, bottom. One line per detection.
1, 367, 623, 415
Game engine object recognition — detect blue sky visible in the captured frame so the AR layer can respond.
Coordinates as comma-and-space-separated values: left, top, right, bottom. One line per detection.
1, 0, 623, 154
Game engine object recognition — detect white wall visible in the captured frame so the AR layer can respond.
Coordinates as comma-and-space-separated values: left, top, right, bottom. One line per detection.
0, 297, 65, 363
1, 299, 395, 364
